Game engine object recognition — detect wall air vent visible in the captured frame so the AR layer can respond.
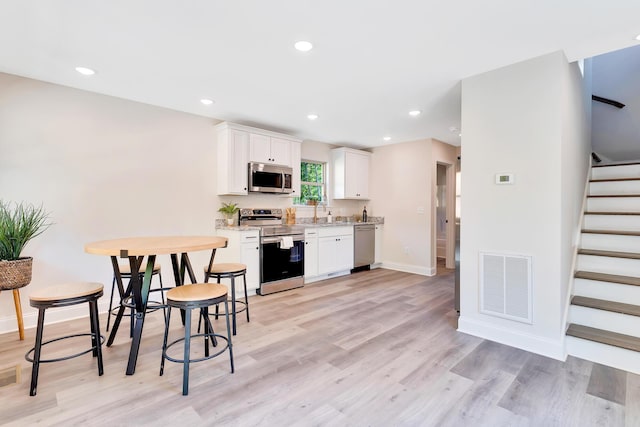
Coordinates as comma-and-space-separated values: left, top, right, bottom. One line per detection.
479, 252, 532, 324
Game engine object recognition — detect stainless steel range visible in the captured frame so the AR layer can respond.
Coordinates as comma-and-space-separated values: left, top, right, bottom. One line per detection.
239, 208, 305, 295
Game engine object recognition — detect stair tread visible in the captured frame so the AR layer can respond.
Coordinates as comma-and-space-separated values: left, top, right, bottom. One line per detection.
571, 296, 640, 316
582, 229, 640, 236
590, 178, 640, 182
575, 271, 640, 287
567, 324, 640, 352
584, 211, 640, 216
588, 194, 640, 198
578, 249, 640, 259
592, 161, 640, 168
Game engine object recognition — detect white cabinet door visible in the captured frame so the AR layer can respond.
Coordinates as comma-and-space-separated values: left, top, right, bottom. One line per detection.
249, 134, 292, 166
335, 234, 354, 271
270, 137, 292, 166
304, 231, 319, 279
374, 224, 383, 265
249, 133, 271, 163
318, 236, 336, 275
290, 141, 301, 197
331, 147, 370, 200
345, 151, 369, 199
217, 128, 249, 195
241, 240, 260, 294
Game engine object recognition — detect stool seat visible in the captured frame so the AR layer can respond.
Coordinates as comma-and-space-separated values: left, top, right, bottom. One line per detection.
167, 283, 227, 302
30, 282, 104, 302
119, 263, 161, 275
203, 263, 246, 274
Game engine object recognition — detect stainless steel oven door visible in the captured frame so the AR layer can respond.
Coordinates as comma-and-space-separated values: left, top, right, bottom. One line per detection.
258, 234, 304, 295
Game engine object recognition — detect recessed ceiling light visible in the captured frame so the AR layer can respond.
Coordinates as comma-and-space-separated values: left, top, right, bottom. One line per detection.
200, 99, 215, 105
409, 110, 421, 117
75, 66, 95, 76
307, 114, 318, 120
383, 136, 391, 141
295, 41, 313, 52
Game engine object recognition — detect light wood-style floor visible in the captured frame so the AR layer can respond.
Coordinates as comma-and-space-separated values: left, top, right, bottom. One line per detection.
1, 267, 639, 426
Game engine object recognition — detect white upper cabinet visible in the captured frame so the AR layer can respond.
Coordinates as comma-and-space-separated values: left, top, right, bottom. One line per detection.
249, 134, 292, 166
216, 122, 301, 196
331, 147, 371, 199
217, 124, 249, 195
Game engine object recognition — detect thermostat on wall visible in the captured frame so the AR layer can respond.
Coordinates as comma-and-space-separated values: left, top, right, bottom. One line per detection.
495, 173, 515, 185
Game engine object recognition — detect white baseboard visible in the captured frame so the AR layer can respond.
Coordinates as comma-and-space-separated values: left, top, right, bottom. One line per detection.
458, 316, 566, 361
382, 262, 435, 277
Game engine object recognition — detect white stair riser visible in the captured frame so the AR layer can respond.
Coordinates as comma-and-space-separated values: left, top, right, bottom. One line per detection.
566, 336, 640, 376
589, 180, 640, 196
581, 233, 640, 252
587, 197, 640, 213
577, 254, 640, 277
573, 278, 640, 305
569, 305, 640, 337
592, 164, 640, 180
583, 214, 640, 232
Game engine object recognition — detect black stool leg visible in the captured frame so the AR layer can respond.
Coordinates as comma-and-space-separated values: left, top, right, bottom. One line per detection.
182, 308, 192, 396
106, 276, 116, 332
224, 299, 234, 374
29, 308, 46, 396
231, 276, 237, 336
215, 275, 221, 320
89, 298, 104, 376
159, 306, 172, 376
243, 272, 250, 323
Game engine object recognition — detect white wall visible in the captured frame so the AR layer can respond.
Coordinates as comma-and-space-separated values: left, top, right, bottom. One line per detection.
459, 51, 591, 360
0, 73, 379, 333
370, 139, 434, 275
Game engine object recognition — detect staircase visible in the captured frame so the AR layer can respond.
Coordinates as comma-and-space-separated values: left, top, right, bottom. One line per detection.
566, 162, 640, 374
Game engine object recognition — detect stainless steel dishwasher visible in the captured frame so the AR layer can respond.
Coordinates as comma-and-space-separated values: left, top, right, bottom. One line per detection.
354, 224, 375, 269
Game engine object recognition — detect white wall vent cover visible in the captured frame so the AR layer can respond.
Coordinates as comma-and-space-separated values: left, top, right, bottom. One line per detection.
479, 252, 532, 324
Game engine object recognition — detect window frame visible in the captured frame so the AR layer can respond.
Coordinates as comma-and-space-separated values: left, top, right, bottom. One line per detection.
294, 160, 327, 206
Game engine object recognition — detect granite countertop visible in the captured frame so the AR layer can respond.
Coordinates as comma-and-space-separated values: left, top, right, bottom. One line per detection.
215, 218, 383, 230
215, 225, 261, 231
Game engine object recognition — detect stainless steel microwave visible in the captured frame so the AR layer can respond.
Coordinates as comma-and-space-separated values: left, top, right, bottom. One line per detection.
248, 162, 293, 194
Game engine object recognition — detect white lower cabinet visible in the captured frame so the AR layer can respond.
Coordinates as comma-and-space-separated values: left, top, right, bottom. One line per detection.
374, 224, 383, 267
214, 229, 260, 295
304, 228, 319, 279
317, 226, 354, 276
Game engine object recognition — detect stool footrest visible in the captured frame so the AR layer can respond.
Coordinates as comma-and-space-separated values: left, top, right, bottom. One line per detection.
163, 334, 230, 364
25, 333, 105, 363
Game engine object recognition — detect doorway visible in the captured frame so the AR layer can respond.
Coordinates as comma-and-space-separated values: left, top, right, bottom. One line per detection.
436, 162, 455, 270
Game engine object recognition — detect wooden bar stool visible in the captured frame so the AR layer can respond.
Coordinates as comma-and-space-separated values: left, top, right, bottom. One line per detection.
160, 283, 234, 396
106, 261, 166, 333
25, 282, 104, 396
203, 263, 249, 335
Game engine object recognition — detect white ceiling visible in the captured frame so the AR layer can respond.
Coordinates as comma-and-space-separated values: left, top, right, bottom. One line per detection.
2, 1, 640, 148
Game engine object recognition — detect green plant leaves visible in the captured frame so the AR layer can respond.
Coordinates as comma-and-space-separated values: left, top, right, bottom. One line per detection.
0, 201, 51, 260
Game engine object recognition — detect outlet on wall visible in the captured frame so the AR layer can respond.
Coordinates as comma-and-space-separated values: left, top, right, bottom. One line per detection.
403, 246, 410, 254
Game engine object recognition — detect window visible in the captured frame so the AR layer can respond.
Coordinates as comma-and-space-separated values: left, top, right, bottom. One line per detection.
294, 161, 326, 205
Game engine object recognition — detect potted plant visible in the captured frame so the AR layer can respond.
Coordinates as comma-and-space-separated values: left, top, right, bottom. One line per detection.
0, 200, 51, 340
218, 202, 239, 226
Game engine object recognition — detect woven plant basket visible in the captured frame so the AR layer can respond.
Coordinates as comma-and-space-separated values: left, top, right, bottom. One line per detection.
0, 257, 33, 290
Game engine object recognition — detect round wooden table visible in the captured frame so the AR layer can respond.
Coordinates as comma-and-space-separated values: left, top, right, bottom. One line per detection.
85, 236, 228, 375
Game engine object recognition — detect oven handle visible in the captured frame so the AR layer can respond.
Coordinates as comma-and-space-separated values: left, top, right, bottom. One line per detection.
261, 235, 305, 244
